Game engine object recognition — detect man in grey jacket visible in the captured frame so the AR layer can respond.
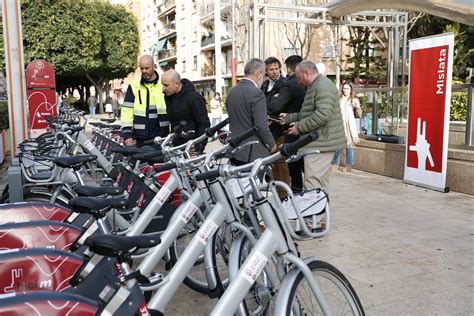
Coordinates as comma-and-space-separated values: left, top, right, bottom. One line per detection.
280, 60, 345, 191
226, 58, 276, 165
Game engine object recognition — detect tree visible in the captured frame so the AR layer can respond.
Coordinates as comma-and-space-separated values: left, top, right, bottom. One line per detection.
21, 1, 102, 78
342, 22, 387, 85
85, 2, 139, 106
408, 14, 474, 81
1, 1, 138, 106
283, 0, 321, 60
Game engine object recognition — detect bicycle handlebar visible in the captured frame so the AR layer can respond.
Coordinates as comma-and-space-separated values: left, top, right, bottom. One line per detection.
154, 162, 177, 173
280, 131, 319, 158
195, 169, 221, 181
228, 126, 259, 148
205, 118, 229, 137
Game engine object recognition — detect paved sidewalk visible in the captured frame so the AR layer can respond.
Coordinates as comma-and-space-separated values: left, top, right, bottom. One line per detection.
163, 170, 473, 315
1, 118, 472, 315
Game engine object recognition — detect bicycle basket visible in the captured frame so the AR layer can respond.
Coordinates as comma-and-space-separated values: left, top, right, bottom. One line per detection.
282, 188, 328, 220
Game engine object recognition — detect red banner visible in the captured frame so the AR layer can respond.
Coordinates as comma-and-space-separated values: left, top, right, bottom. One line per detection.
404, 34, 454, 192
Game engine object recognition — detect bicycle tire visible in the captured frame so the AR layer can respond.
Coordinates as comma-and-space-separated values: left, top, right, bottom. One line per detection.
281, 260, 364, 316
23, 191, 71, 208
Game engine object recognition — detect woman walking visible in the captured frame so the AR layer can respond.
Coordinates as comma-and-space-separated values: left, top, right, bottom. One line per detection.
331, 81, 361, 172
209, 92, 223, 127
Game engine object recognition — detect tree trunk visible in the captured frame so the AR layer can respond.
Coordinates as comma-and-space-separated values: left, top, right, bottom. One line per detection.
86, 74, 105, 114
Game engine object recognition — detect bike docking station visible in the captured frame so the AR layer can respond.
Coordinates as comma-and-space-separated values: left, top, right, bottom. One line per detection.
7, 158, 24, 202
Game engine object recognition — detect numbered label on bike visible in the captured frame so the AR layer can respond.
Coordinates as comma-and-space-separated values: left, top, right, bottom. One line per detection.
196, 220, 218, 245
156, 187, 171, 204
178, 202, 199, 223
240, 250, 268, 284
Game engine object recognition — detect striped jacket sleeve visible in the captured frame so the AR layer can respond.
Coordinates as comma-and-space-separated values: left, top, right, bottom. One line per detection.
121, 85, 134, 131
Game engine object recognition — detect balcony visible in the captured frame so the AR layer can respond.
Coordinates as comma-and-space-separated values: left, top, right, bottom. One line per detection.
158, 48, 177, 61
158, 0, 176, 18
158, 22, 176, 39
201, 64, 215, 77
200, 1, 231, 18
201, 34, 232, 50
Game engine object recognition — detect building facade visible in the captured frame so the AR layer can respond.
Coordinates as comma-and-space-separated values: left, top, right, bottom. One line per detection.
126, 0, 338, 97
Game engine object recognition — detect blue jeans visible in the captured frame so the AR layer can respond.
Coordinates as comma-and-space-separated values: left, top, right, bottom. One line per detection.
211, 117, 221, 127
332, 147, 354, 166
89, 107, 96, 118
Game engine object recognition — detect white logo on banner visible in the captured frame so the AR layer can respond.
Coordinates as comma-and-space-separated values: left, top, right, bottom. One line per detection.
409, 117, 435, 172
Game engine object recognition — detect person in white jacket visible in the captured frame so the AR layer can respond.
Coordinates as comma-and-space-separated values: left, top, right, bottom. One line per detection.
331, 81, 361, 172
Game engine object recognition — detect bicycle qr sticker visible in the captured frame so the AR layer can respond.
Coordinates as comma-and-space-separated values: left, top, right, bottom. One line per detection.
156, 187, 171, 204
196, 220, 219, 245
178, 202, 199, 223
240, 250, 268, 284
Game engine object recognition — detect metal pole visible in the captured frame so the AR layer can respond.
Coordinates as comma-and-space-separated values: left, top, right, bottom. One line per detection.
214, 0, 223, 95
392, 14, 400, 134
231, 0, 237, 87
466, 85, 474, 148
372, 91, 378, 135
253, 0, 258, 58
2, 0, 28, 158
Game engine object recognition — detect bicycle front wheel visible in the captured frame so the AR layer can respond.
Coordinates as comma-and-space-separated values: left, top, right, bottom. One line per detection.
279, 260, 364, 316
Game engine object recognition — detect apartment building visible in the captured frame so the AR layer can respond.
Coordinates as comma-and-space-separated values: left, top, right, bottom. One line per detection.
128, 0, 338, 97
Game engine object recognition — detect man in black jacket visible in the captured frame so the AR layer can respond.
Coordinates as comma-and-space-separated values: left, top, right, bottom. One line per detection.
161, 70, 210, 153
268, 55, 306, 192
261, 57, 290, 197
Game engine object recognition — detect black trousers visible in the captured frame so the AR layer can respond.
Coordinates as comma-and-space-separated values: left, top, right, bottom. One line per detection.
288, 158, 304, 193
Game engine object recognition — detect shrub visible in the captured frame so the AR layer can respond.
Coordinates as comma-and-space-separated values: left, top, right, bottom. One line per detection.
0, 101, 9, 131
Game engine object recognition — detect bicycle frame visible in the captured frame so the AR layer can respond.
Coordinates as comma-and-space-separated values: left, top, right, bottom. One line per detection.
211, 156, 334, 315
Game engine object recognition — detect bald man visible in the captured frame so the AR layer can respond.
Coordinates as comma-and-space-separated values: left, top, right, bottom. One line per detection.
161, 70, 210, 152
121, 55, 169, 146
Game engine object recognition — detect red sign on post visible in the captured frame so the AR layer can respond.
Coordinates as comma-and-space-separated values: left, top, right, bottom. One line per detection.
26, 60, 56, 137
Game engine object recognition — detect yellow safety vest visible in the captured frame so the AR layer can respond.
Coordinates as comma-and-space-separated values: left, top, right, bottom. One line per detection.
121, 78, 169, 139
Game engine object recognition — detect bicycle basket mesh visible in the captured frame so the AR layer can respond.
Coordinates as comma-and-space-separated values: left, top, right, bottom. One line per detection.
282, 188, 328, 220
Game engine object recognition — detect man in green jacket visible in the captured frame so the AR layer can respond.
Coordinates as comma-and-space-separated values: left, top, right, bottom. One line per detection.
279, 60, 345, 191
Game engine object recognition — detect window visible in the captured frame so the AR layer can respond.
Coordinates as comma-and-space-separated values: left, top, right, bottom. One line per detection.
193, 56, 198, 71
283, 47, 300, 60
182, 60, 186, 73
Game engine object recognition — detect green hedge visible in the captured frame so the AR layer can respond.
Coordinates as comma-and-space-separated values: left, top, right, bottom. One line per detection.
0, 101, 8, 131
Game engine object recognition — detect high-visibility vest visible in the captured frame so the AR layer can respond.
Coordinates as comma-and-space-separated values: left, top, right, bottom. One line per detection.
121, 78, 169, 139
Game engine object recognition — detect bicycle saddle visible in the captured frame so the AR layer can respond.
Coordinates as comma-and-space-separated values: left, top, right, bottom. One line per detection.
85, 233, 161, 257
74, 185, 125, 197
112, 145, 156, 156
101, 117, 116, 123
106, 124, 122, 130
68, 196, 128, 214
53, 154, 98, 170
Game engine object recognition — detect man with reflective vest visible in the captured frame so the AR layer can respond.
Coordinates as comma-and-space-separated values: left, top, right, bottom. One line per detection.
122, 55, 169, 147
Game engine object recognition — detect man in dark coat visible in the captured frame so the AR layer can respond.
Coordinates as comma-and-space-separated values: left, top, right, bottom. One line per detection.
261, 57, 290, 196
226, 58, 276, 165
161, 70, 210, 153
268, 55, 306, 192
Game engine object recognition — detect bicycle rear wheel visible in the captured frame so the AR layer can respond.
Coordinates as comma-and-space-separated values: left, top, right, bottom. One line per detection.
279, 260, 364, 316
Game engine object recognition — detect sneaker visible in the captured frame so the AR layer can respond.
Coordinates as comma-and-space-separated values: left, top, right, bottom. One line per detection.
330, 164, 339, 172
342, 166, 352, 172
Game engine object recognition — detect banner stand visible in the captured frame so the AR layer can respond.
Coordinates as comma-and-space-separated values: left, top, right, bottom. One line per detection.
403, 179, 450, 193
403, 33, 454, 193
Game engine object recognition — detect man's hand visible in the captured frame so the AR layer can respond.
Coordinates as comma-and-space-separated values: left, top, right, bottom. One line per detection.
279, 113, 287, 125
124, 138, 136, 146
270, 144, 278, 154
287, 123, 299, 136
